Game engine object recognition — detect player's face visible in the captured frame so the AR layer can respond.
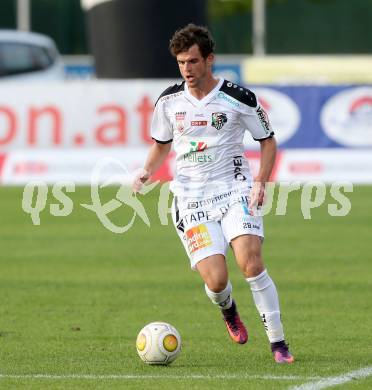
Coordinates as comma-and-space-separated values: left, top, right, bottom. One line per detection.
176, 44, 213, 88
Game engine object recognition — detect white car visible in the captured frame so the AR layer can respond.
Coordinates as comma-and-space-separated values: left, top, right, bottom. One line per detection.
0, 30, 65, 81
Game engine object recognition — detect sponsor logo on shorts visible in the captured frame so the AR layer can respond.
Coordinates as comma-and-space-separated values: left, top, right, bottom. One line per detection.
211, 112, 228, 130
219, 206, 228, 216
187, 202, 199, 209
186, 224, 212, 253
187, 191, 249, 210
184, 211, 212, 225
177, 211, 212, 232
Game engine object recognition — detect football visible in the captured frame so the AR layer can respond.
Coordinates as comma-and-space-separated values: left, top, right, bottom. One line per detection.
136, 322, 181, 365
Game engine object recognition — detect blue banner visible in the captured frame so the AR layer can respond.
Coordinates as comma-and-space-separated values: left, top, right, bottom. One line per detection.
247, 85, 372, 149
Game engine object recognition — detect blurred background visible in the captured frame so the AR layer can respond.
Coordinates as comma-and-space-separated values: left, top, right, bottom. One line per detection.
0, 0, 371, 184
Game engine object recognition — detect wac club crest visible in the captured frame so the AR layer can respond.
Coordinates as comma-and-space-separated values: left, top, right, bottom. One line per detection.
211, 112, 227, 130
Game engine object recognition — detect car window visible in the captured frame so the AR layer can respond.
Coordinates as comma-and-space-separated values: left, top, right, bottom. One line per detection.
0, 42, 56, 77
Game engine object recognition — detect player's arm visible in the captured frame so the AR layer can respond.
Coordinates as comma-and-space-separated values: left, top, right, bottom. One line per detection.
132, 141, 172, 193
250, 137, 277, 207
256, 136, 277, 184
239, 94, 276, 208
132, 82, 187, 193
143, 141, 172, 178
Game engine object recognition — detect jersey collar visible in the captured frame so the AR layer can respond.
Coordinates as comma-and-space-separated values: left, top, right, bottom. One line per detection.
184, 78, 224, 106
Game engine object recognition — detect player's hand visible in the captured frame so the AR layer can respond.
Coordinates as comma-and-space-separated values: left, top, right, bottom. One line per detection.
132, 168, 150, 193
249, 181, 265, 210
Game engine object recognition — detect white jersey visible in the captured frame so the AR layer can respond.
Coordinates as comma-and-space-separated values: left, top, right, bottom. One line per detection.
151, 78, 274, 197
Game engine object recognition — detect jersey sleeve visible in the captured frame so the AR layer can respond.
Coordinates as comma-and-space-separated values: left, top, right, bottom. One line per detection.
240, 100, 275, 141
150, 100, 173, 144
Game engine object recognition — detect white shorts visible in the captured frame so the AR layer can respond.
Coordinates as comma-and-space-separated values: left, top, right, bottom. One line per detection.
171, 189, 264, 269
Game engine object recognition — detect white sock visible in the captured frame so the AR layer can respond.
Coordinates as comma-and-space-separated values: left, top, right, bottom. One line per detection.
246, 269, 284, 343
204, 281, 233, 310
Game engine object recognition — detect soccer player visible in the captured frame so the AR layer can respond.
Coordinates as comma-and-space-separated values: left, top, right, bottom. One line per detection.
133, 24, 294, 364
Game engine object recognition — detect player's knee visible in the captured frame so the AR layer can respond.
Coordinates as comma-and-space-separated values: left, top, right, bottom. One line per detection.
205, 278, 228, 293
241, 253, 264, 278
245, 264, 265, 278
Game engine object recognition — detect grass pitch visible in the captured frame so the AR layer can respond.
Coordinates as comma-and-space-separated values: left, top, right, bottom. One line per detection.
0, 185, 371, 389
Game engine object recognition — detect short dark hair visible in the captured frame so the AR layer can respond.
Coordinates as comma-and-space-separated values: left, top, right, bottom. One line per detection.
169, 23, 215, 58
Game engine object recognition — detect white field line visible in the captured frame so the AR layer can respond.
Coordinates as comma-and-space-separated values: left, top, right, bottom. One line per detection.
289, 366, 372, 390
0, 373, 320, 381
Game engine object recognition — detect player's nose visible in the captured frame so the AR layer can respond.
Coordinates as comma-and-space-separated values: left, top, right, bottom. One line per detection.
184, 62, 192, 71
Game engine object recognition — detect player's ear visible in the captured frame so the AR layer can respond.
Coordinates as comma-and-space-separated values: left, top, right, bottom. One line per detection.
206, 53, 214, 67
